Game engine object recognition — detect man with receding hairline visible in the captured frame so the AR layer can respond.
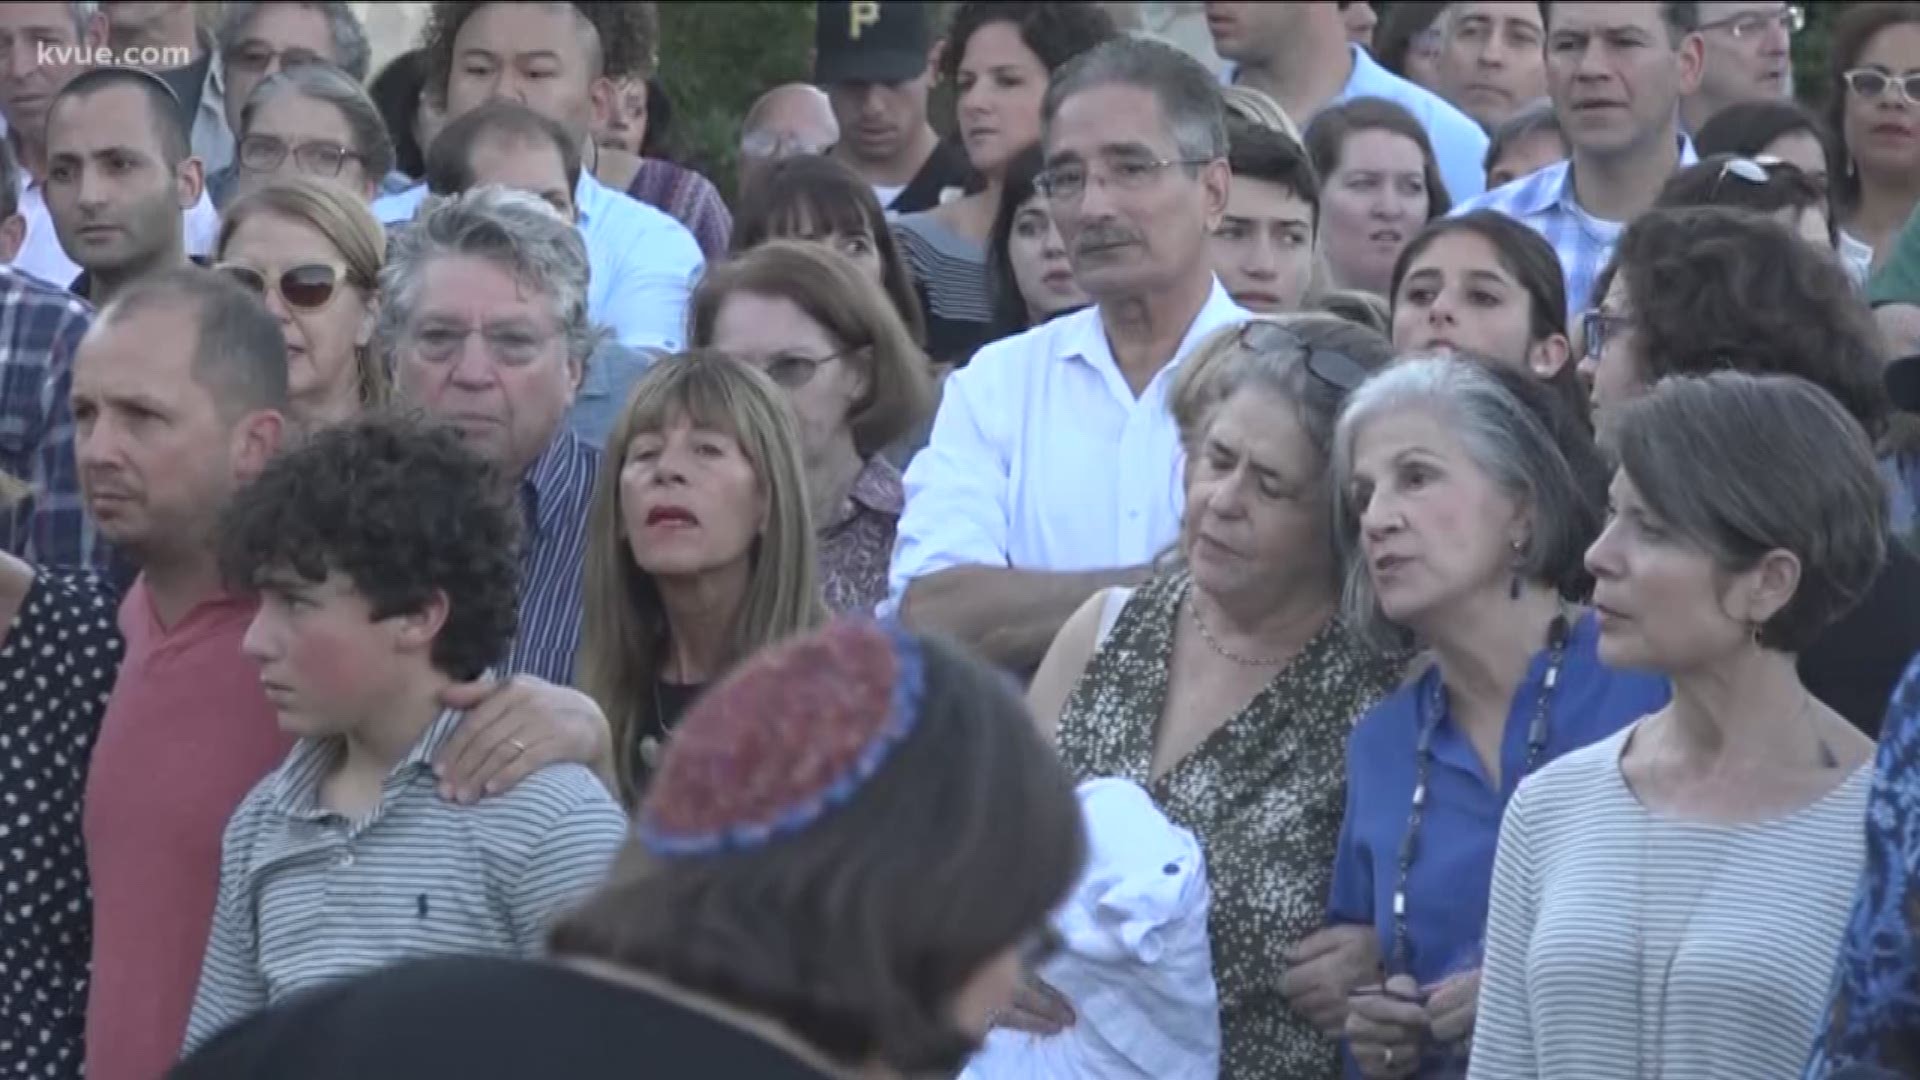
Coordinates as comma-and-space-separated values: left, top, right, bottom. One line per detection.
45, 65, 204, 304
739, 82, 839, 200
0, 4, 219, 286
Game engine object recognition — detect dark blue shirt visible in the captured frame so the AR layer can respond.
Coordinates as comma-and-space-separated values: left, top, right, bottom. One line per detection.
1328, 612, 1669, 989
506, 428, 598, 686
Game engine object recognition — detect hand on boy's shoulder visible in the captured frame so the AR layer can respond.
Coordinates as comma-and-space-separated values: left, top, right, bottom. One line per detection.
432, 675, 616, 804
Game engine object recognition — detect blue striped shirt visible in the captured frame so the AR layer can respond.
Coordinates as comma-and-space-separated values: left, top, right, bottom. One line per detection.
1451, 137, 1698, 321
181, 698, 629, 1053
0, 267, 101, 570
509, 429, 598, 685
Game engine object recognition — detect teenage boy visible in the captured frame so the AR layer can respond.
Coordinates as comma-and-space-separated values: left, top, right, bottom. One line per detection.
181, 412, 628, 1052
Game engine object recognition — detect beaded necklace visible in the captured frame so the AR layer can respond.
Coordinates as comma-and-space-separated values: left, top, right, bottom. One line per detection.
1386, 613, 1572, 977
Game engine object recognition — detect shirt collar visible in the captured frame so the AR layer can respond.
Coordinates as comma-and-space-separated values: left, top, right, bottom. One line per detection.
267, 696, 479, 819
1528, 134, 1700, 217
834, 455, 903, 528
521, 426, 588, 537
573, 169, 614, 230
1340, 43, 1387, 101
1062, 277, 1247, 373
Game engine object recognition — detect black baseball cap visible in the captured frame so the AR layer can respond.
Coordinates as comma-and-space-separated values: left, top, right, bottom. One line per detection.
1889, 354, 1920, 412
815, 1, 934, 86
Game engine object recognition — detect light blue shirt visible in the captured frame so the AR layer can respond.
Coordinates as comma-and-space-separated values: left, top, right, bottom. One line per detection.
372, 172, 704, 352
1225, 45, 1489, 203
886, 281, 1249, 614
1453, 136, 1698, 320
567, 340, 662, 448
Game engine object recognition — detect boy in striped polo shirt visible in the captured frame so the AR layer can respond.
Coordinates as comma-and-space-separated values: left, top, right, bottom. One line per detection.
180, 413, 630, 1054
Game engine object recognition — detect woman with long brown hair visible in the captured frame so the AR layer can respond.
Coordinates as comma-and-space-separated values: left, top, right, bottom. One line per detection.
577, 351, 827, 803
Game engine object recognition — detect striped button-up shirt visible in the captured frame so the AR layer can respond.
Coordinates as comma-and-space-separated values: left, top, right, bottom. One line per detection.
1451, 137, 1698, 320
181, 699, 629, 1052
0, 267, 99, 569
509, 428, 599, 685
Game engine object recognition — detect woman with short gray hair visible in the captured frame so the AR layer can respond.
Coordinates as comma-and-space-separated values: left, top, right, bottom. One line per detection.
214, 62, 397, 208
1471, 372, 1884, 1080
1326, 356, 1668, 1079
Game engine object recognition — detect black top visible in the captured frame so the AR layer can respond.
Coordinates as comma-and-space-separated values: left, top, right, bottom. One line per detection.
156, 46, 211, 131
1801, 538, 1920, 737
169, 956, 837, 1080
0, 570, 123, 1080
886, 138, 971, 216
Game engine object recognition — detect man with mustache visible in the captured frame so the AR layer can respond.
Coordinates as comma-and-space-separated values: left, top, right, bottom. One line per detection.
45, 66, 200, 306
890, 37, 1249, 673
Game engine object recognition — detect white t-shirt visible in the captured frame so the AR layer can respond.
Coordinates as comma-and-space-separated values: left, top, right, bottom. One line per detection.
871, 182, 907, 210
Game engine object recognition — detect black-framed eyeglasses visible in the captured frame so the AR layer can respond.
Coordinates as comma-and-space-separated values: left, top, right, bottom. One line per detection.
1580, 308, 1632, 360
1236, 320, 1372, 394
1035, 156, 1214, 202
237, 133, 363, 178
223, 43, 329, 75
1844, 68, 1920, 107
1697, 4, 1803, 38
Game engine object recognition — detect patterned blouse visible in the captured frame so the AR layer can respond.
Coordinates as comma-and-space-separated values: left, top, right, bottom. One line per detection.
1806, 653, 1920, 1078
1053, 571, 1405, 1080
627, 159, 732, 260
817, 455, 902, 617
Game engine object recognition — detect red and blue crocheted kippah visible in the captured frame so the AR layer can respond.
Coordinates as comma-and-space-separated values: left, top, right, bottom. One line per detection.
637, 618, 928, 858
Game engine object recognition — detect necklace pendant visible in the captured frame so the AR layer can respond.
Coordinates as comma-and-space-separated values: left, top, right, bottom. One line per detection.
639, 735, 661, 769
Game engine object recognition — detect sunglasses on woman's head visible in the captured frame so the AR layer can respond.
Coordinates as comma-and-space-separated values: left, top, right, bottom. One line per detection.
216, 263, 349, 311
1235, 320, 1372, 394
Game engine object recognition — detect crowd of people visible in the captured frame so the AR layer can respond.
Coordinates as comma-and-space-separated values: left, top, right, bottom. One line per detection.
0, 1, 1918, 1078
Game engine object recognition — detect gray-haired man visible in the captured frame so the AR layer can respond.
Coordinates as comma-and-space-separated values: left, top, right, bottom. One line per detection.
382, 185, 599, 687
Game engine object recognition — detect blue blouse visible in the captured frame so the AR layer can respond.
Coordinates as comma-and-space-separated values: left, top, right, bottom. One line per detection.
1806, 652, 1920, 1079
1328, 612, 1670, 988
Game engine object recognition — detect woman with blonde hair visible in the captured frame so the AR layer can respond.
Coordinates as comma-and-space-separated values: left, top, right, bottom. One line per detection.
215, 176, 387, 427
690, 241, 933, 615
578, 351, 829, 804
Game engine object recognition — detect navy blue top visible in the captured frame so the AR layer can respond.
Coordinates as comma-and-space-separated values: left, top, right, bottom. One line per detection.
1328, 612, 1670, 989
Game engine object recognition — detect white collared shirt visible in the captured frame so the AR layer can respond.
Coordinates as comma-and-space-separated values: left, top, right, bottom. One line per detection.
12, 169, 220, 289
372, 171, 705, 352
887, 280, 1249, 607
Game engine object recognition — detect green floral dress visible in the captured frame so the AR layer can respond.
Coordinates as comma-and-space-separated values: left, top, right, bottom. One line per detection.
1054, 571, 1404, 1080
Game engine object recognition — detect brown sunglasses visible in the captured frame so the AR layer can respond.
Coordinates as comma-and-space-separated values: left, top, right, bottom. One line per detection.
215, 262, 358, 311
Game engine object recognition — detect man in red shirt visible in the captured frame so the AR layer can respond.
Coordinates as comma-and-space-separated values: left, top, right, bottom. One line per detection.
74, 266, 620, 1079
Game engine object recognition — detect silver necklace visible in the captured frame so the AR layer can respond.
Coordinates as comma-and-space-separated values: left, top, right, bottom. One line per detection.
1186, 587, 1288, 667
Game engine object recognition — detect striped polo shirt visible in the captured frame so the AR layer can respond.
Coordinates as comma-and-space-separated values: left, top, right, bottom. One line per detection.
180, 700, 630, 1053
509, 428, 599, 685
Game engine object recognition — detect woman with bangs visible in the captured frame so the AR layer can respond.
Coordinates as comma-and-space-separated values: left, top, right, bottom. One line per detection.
578, 351, 829, 804
730, 154, 928, 353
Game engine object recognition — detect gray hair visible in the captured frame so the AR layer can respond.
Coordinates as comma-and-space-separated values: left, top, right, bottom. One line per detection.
1483, 97, 1565, 176
377, 186, 598, 369
1042, 35, 1227, 163
217, 2, 371, 81
241, 63, 397, 181
1331, 355, 1608, 652
1611, 372, 1886, 653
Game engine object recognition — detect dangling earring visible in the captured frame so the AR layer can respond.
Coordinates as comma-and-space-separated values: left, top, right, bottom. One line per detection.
1508, 537, 1527, 600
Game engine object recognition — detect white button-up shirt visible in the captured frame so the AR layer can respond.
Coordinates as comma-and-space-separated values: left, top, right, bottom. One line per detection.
373, 171, 705, 352
12, 169, 220, 289
888, 280, 1248, 608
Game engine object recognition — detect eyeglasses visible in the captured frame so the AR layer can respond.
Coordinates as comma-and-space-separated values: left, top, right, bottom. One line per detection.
237, 133, 363, 178
1697, 5, 1803, 38
1035, 156, 1214, 203
223, 43, 329, 75
753, 348, 856, 389
1580, 309, 1633, 360
739, 130, 833, 161
216, 262, 356, 310
407, 324, 559, 368
1844, 68, 1920, 107
1236, 321, 1372, 394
